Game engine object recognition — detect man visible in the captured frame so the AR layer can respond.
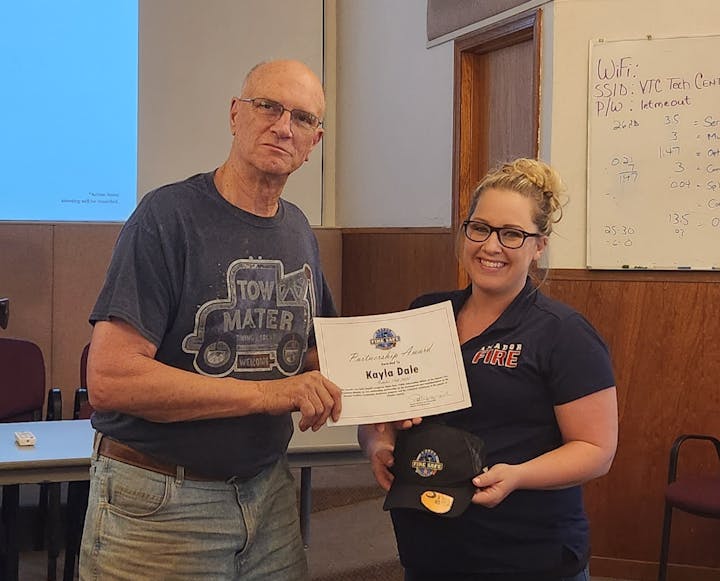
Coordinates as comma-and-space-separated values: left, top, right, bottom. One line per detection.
80, 60, 341, 580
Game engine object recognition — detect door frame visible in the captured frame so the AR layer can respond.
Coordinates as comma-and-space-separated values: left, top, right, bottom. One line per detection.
452, 11, 542, 232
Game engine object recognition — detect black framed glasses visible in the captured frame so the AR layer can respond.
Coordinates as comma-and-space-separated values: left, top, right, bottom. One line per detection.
237, 97, 321, 132
462, 220, 542, 249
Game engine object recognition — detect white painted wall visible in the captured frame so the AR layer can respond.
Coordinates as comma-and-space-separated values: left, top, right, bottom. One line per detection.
335, 0, 454, 227
333, 0, 720, 267
139, 0, 324, 224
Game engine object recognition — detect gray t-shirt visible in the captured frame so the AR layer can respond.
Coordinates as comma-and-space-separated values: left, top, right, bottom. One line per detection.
90, 171, 336, 479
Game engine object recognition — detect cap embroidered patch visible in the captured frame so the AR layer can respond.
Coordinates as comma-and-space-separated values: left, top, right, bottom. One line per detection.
384, 422, 485, 518
420, 490, 454, 514
411, 449, 443, 477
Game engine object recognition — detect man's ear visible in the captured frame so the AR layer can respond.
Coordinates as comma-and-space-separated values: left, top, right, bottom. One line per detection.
306, 128, 324, 161
229, 98, 240, 136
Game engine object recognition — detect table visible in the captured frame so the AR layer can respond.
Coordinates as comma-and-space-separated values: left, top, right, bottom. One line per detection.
0, 420, 93, 485
1, 420, 95, 580
0, 417, 366, 579
0, 418, 364, 482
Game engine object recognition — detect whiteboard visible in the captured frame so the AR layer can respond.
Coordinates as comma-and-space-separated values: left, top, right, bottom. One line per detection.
587, 35, 720, 270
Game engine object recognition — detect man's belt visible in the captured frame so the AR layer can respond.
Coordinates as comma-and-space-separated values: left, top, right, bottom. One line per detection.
97, 435, 217, 481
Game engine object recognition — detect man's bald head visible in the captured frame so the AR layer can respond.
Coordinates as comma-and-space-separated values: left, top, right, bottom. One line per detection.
241, 60, 325, 120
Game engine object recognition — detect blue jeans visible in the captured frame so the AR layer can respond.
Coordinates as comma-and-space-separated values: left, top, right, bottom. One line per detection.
79, 454, 307, 580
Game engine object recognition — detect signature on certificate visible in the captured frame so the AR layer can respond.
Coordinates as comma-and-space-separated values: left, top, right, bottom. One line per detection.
409, 390, 451, 407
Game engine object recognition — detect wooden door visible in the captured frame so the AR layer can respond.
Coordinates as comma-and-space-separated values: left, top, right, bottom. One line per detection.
453, 12, 541, 287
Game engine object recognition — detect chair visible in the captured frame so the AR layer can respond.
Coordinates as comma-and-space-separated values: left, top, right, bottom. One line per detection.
63, 344, 94, 581
76, 342, 92, 419
0, 298, 8, 330
0, 337, 61, 581
0, 338, 47, 422
657, 434, 720, 581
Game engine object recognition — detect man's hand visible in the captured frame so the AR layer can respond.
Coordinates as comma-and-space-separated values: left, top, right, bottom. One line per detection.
369, 442, 395, 492
357, 420, 420, 492
259, 371, 342, 431
358, 423, 400, 491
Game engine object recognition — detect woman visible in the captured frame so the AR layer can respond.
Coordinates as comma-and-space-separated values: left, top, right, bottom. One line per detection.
359, 158, 618, 581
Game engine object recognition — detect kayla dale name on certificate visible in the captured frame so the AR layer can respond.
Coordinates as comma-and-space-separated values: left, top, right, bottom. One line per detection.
313, 301, 471, 426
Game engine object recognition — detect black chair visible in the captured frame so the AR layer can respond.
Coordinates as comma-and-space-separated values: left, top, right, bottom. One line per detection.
79, 342, 89, 391
63, 344, 93, 581
0, 337, 62, 581
0, 298, 8, 329
657, 434, 720, 581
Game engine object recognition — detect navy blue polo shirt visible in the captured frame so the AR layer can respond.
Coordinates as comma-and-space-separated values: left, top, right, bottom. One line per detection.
391, 279, 615, 579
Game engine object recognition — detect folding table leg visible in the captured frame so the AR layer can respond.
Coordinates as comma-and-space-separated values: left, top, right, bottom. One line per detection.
299, 467, 312, 548
45, 482, 61, 581
2, 484, 20, 581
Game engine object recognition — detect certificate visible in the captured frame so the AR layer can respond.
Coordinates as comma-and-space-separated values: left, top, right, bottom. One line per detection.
313, 301, 471, 426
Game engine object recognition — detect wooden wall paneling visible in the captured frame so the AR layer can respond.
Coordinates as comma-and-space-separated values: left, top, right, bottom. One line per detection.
52, 224, 122, 417
313, 228, 342, 314
0, 224, 54, 398
543, 272, 720, 578
341, 230, 456, 316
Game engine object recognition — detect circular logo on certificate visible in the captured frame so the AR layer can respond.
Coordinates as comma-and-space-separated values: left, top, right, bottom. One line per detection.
370, 327, 400, 350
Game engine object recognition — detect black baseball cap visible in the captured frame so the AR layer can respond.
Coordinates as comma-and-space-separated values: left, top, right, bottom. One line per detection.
384, 422, 485, 518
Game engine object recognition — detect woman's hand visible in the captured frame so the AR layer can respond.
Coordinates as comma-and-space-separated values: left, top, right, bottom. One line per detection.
471, 463, 521, 508
374, 417, 423, 433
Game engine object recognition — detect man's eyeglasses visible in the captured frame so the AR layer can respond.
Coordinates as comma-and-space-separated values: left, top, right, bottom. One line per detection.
462, 220, 542, 249
237, 97, 321, 132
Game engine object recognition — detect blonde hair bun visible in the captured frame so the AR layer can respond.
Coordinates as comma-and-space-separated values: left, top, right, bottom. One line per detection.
471, 158, 566, 236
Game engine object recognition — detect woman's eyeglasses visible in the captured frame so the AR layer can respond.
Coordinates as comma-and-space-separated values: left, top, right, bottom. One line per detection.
462, 220, 541, 249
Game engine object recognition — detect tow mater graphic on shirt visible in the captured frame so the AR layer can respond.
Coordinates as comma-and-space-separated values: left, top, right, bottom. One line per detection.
182, 258, 314, 377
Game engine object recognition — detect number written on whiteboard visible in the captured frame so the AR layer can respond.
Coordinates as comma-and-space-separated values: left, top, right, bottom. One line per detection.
610, 155, 638, 184
612, 119, 640, 130
603, 224, 636, 248
668, 212, 689, 226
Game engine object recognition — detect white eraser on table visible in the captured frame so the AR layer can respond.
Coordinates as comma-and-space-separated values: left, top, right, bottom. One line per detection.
14, 431, 36, 446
